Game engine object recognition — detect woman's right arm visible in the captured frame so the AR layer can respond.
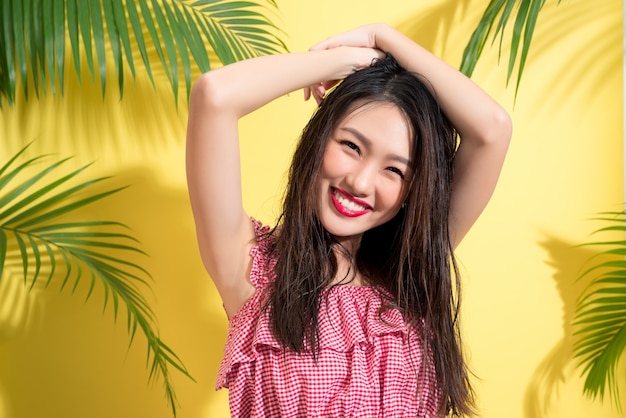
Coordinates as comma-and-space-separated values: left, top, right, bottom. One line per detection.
186, 47, 381, 317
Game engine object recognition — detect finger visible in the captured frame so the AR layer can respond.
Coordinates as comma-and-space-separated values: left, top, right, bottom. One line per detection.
309, 38, 333, 51
304, 86, 311, 101
322, 79, 339, 91
315, 84, 324, 100
309, 37, 345, 52
309, 42, 325, 52
315, 92, 323, 106
313, 84, 325, 106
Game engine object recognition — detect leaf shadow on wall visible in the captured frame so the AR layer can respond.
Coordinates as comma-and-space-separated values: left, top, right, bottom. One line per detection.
395, 0, 620, 114
396, 0, 472, 56
0, 166, 227, 418
1, 49, 191, 162
523, 236, 594, 418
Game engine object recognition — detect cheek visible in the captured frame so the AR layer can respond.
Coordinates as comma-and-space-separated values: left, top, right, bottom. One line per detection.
321, 147, 349, 178
381, 183, 407, 209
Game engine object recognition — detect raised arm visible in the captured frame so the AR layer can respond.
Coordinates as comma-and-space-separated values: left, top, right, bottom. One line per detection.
186, 47, 382, 317
311, 24, 512, 248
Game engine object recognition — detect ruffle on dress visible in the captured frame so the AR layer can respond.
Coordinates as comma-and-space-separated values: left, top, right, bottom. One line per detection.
216, 218, 441, 418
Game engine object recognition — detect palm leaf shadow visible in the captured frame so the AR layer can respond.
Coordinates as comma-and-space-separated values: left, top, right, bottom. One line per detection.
523, 236, 593, 418
397, 0, 619, 112
396, 0, 473, 57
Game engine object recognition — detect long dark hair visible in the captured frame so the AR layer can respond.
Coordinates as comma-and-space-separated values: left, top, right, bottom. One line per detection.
265, 54, 475, 416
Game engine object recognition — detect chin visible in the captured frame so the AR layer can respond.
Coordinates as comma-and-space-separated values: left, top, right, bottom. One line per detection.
324, 224, 364, 240
317, 215, 359, 236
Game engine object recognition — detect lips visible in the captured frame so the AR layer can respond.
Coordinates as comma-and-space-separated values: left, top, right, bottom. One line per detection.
330, 187, 372, 217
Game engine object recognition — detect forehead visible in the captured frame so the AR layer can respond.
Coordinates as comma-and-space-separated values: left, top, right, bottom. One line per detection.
335, 101, 413, 156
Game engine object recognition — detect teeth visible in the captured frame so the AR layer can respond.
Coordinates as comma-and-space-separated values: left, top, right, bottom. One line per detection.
334, 190, 367, 212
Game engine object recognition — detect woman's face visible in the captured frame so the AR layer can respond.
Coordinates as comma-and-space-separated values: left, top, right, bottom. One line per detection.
316, 101, 413, 248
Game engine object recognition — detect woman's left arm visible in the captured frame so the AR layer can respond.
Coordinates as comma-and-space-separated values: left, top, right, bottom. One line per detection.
311, 24, 512, 248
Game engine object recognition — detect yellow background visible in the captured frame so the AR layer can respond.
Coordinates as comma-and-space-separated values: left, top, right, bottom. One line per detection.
0, 0, 624, 417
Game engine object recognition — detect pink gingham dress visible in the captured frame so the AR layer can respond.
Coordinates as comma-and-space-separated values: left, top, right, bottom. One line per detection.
216, 219, 442, 417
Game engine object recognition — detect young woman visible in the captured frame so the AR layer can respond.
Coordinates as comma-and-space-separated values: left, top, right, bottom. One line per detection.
186, 24, 511, 417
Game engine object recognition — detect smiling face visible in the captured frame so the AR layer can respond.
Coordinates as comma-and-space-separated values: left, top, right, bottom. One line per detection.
316, 101, 413, 249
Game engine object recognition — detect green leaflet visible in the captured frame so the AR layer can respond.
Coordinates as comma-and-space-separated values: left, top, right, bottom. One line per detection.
1, 0, 287, 105
0, 144, 193, 415
574, 211, 626, 411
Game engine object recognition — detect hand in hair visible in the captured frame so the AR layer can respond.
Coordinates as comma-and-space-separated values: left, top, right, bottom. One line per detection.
303, 45, 384, 105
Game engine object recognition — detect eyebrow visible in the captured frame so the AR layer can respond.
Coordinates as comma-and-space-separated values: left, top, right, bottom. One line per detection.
340, 127, 412, 166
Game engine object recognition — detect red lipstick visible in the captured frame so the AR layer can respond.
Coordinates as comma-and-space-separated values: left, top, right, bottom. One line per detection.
330, 187, 372, 217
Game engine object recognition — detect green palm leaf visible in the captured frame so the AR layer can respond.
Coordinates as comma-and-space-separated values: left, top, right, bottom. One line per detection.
573, 211, 626, 410
0, 0, 287, 106
460, 0, 561, 97
0, 142, 192, 416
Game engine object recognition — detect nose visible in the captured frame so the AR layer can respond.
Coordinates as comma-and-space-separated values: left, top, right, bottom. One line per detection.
345, 162, 376, 197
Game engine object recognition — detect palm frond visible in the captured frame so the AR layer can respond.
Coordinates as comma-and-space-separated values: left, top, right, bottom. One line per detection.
1, 0, 287, 106
460, 0, 561, 98
0, 142, 192, 416
573, 211, 626, 411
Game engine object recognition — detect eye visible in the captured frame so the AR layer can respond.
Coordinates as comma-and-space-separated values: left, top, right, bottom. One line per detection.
340, 140, 361, 154
386, 166, 406, 180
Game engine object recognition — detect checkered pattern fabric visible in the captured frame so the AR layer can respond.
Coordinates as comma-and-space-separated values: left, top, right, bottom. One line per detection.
216, 219, 442, 417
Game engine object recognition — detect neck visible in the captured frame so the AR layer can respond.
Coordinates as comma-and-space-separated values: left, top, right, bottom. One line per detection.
332, 233, 362, 255
331, 240, 365, 286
